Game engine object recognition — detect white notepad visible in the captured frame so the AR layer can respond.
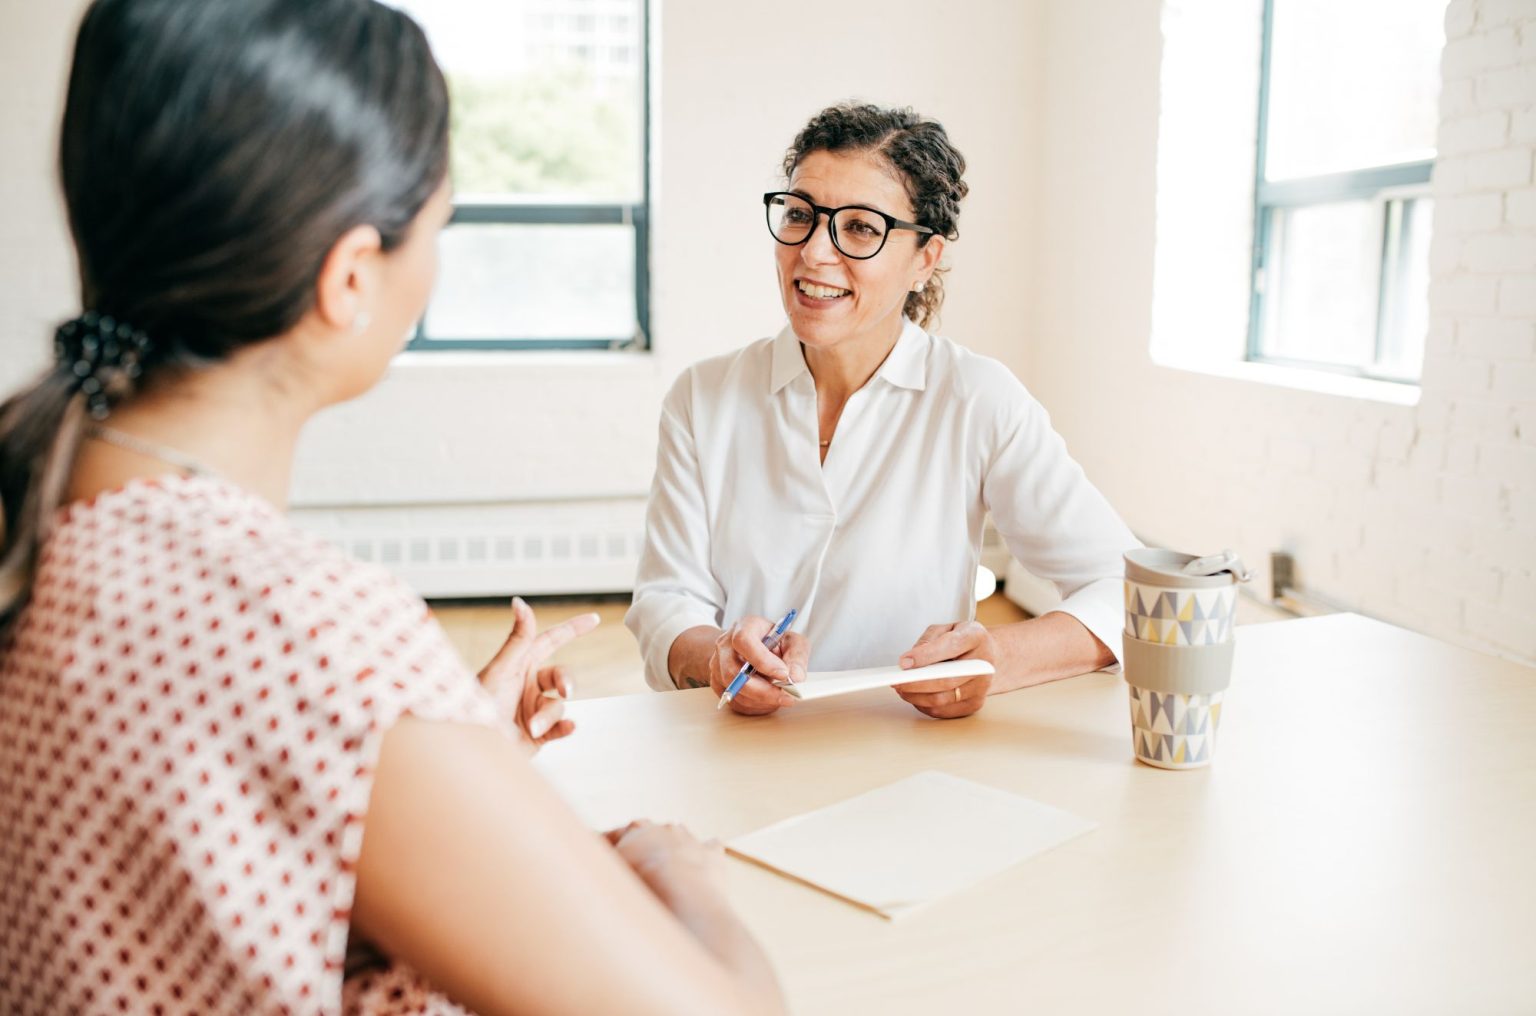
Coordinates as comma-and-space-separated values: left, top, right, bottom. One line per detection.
726, 770, 1095, 919
778, 659, 995, 700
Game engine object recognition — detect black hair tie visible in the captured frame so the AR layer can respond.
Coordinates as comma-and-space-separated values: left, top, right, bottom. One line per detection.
53, 312, 152, 420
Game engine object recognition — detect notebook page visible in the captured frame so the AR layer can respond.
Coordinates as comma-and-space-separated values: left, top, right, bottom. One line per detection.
726, 771, 1095, 919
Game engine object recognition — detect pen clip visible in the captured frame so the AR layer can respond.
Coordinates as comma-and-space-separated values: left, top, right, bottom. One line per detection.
771, 607, 798, 638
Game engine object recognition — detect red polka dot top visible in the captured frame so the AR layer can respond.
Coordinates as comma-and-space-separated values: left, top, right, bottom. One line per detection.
0, 475, 505, 1014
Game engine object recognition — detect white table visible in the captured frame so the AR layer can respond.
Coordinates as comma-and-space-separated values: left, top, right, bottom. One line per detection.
535, 614, 1536, 1015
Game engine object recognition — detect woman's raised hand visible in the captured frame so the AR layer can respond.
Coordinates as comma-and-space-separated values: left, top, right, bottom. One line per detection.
709, 616, 809, 716
892, 620, 997, 719
478, 596, 600, 749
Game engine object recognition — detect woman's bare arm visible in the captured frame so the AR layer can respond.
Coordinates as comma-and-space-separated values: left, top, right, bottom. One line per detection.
667, 625, 722, 689
352, 717, 783, 1016
987, 611, 1116, 691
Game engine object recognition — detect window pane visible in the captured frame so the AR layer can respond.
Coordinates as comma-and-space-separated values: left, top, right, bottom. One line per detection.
1259, 201, 1383, 368
422, 224, 635, 341
1265, 0, 1445, 180
397, 0, 643, 201
1376, 197, 1433, 381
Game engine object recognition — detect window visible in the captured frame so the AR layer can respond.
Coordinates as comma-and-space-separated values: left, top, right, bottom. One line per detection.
1249, 0, 1444, 382
397, 0, 649, 350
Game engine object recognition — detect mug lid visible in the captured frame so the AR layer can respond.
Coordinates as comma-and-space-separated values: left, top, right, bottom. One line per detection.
1125, 548, 1250, 588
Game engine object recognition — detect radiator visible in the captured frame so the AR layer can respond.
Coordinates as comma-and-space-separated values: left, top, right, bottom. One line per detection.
288, 498, 648, 598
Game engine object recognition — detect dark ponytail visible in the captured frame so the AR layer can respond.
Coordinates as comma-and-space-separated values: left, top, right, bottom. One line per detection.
782, 103, 969, 329
0, 0, 450, 633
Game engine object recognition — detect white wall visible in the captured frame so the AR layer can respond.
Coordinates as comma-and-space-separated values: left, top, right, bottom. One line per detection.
0, 0, 79, 377
1028, 0, 1536, 664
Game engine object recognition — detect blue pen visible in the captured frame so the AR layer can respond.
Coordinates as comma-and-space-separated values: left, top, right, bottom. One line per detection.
717, 608, 798, 711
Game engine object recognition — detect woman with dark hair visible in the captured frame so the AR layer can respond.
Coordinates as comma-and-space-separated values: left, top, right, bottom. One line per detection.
0, 1, 780, 1012
627, 103, 1139, 717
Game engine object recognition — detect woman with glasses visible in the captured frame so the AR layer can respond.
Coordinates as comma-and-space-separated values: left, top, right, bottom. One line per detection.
626, 103, 1139, 717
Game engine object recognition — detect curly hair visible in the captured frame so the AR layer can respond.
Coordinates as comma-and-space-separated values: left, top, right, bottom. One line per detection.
782, 103, 969, 329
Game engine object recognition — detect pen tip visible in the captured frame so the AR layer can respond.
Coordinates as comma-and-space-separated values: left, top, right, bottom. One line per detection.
716, 695, 728, 711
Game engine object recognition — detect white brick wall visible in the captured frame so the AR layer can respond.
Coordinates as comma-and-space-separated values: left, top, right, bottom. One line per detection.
1419, 0, 1536, 661
1031, 0, 1536, 667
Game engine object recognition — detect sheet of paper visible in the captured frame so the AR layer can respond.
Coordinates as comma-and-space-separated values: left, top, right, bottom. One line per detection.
779, 659, 995, 700
725, 770, 1095, 919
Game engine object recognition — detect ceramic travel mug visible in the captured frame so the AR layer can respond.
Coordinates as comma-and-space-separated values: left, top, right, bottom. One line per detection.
1123, 548, 1249, 769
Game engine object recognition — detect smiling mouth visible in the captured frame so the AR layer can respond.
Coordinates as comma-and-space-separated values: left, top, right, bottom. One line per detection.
796, 279, 851, 301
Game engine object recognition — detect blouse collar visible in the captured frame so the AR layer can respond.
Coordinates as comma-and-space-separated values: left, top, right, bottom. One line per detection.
769, 316, 930, 395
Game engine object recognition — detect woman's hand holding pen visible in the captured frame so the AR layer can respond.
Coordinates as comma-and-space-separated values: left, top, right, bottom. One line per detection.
711, 616, 809, 716
893, 620, 998, 719
479, 596, 600, 749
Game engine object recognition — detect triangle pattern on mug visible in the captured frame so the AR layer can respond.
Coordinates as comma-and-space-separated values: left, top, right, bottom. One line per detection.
1124, 582, 1237, 646
1128, 687, 1222, 769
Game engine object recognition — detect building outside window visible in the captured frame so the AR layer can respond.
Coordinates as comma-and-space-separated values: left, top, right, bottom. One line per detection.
395, 0, 649, 350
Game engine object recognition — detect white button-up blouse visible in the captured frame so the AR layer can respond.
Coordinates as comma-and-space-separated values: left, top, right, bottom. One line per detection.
625, 318, 1140, 691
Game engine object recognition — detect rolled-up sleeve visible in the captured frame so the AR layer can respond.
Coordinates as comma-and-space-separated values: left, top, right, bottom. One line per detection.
978, 369, 1139, 670
625, 371, 725, 690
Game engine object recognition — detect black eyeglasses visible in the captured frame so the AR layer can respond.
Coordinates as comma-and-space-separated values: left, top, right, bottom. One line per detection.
763, 191, 935, 260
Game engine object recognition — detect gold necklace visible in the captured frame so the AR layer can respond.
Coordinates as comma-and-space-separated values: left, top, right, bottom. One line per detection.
89, 425, 214, 477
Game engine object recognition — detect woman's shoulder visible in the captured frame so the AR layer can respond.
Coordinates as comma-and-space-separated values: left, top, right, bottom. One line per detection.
68, 474, 416, 615
677, 334, 777, 385
18, 485, 499, 1013
924, 332, 1041, 417
662, 333, 780, 414
53, 474, 488, 714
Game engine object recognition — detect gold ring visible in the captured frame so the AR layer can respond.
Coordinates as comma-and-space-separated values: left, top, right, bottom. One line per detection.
953, 687, 962, 702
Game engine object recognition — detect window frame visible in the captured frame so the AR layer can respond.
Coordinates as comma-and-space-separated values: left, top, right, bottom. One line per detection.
1246, 0, 1434, 384
407, 1, 651, 353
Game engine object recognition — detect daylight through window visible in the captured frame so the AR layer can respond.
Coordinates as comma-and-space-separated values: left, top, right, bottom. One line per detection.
396, 0, 649, 350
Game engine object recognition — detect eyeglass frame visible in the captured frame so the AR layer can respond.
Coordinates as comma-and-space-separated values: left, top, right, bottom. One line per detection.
762, 191, 936, 261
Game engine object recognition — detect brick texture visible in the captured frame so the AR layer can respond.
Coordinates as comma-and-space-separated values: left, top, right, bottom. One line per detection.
1317, 0, 1536, 663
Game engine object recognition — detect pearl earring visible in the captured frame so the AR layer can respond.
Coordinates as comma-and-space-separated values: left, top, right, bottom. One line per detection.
352, 311, 372, 335
912, 281, 926, 293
